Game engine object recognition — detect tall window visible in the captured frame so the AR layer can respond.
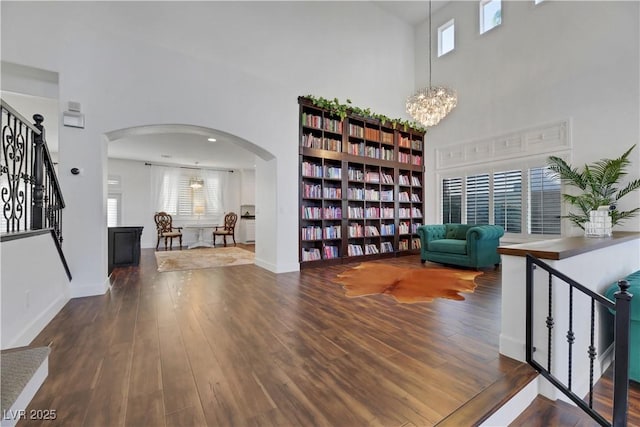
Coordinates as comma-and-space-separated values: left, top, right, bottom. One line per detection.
438, 19, 455, 57
529, 167, 561, 235
466, 174, 490, 225
493, 170, 522, 233
442, 177, 462, 223
480, 0, 502, 34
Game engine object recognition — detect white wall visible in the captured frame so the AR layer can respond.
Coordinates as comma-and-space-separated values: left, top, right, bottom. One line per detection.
421, 1, 640, 230
1, 234, 70, 349
107, 158, 241, 249
1, 1, 416, 291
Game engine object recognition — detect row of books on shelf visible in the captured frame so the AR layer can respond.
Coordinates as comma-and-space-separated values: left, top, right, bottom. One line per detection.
398, 222, 423, 234
302, 113, 343, 134
346, 206, 395, 219
301, 225, 342, 240
346, 188, 394, 201
398, 238, 422, 251
359, 171, 394, 184
302, 183, 339, 199
301, 162, 342, 179
301, 246, 340, 261
398, 192, 422, 203
398, 207, 423, 218
398, 152, 422, 165
302, 206, 342, 220
301, 134, 342, 152
398, 136, 423, 151
348, 224, 384, 238
301, 238, 421, 261
398, 175, 422, 186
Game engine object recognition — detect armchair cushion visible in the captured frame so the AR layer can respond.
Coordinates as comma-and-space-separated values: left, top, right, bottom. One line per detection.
429, 239, 467, 255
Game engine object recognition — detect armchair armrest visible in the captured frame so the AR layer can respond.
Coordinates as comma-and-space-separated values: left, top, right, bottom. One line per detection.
466, 225, 505, 241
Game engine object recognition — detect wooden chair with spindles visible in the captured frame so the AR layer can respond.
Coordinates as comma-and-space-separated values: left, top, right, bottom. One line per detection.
212, 212, 238, 247
154, 211, 183, 250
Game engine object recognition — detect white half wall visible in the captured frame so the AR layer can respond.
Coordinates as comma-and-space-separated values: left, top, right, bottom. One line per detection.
0, 234, 70, 349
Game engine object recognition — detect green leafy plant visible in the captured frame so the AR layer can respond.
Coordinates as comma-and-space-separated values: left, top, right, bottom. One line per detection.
547, 144, 640, 229
302, 95, 427, 133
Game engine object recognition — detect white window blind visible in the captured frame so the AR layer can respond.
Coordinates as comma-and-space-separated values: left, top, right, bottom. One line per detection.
466, 174, 490, 225
493, 170, 522, 233
442, 177, 462, 223
107, 194, 121, 227
528, 167, 561, 235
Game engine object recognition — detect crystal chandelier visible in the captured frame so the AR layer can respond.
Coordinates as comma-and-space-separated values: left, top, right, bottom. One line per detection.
406, 0, 457, 127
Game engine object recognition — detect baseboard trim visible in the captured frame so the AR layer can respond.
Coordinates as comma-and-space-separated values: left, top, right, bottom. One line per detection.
70, 277, 110, 298
499, 334, 525, 361
254, 257, 299, 274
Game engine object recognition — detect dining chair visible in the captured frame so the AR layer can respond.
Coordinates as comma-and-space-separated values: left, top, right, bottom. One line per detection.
212, 212, 238, 247
154, 211, 183, 250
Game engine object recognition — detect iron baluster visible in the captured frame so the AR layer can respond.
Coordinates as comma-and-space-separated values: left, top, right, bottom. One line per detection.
546, 271, 554, 372
612, 280, 632, 427
588, 299, 596, 408
567, 285, 574, 390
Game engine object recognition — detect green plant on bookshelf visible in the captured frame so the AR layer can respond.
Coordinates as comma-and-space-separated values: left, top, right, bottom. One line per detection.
303, 95, 427, 134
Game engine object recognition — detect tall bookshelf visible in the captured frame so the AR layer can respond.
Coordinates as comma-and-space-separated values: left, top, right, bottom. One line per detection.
299, 97, 425, 268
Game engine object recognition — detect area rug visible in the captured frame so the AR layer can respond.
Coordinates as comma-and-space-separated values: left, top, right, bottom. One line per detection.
155, 247, 254, 272
334, 263, 483, 304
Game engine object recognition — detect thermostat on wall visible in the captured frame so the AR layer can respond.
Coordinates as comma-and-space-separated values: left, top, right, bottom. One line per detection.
63, 111, 84, 128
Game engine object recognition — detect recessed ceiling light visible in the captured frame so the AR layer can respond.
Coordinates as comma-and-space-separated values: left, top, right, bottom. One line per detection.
160, 154, 172, 158
207, 137, 217, 142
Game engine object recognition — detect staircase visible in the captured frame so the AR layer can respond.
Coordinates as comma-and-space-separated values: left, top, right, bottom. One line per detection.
1, 347, 51, 427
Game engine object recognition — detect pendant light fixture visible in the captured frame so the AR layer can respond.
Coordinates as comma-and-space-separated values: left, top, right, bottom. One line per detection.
406, 0, 457, 127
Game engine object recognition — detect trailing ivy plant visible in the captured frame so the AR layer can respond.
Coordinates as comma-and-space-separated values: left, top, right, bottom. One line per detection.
547, 144, 640, 229
302, 95, 427, 133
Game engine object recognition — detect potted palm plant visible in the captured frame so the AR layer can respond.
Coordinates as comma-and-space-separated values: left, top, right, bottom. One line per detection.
547, 144, 640, 230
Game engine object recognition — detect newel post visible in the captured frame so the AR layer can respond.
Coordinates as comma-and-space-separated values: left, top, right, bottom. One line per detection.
612, 279, 632, 427
31, 113, 45, 230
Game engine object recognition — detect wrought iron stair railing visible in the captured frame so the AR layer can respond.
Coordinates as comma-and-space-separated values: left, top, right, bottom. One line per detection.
1, 99, 65, 243
526, 254, 632, 427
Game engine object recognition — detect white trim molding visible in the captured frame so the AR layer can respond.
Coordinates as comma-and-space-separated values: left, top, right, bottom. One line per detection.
436, 119, 571, 170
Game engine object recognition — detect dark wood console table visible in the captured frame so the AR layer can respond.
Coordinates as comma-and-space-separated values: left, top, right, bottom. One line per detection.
108, 226, 143, 274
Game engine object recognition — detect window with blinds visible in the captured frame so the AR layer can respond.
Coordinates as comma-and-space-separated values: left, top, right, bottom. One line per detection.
441, 164, 561, 236
493, 170, 522, 233
442, 177, 462, 223
176, 174, 224, 222
107, 175, 121, 227
466, 174, 490, 225
528, 166, 561, 235
107, 194, 121, 227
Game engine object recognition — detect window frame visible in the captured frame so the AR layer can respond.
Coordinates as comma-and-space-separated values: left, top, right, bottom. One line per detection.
437, 19, 455, 57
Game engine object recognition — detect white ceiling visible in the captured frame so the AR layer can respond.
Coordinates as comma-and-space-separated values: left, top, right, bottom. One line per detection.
108, 132, 257, 170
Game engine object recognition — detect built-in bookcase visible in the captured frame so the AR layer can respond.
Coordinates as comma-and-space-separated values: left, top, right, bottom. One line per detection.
299, 97, 425, 267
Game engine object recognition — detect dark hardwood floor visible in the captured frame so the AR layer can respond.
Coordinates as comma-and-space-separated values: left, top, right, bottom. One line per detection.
17, 248, 638, 426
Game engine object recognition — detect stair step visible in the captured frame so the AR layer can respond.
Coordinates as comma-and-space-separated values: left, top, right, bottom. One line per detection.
1, 347, 50, 426
436, 356, 538, 427
510, 395, 600, 427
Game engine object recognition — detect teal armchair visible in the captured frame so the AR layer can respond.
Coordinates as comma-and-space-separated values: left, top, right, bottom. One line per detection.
417, 224, 505, 269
